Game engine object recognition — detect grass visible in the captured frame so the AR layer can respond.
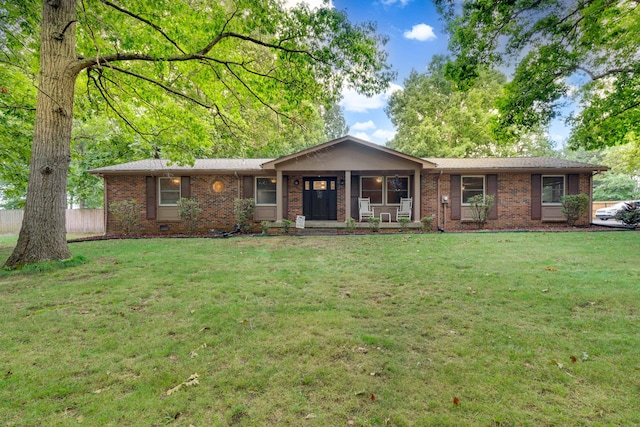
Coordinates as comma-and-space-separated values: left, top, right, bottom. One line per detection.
1, 231, 639, 426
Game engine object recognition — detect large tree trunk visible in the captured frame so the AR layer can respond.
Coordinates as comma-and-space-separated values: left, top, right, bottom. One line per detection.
4, 0, 77, 268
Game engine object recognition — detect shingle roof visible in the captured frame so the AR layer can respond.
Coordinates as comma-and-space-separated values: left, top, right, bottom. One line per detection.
89, 155, 607, 175
88, 158, 269, 174
423, 157, 607, 171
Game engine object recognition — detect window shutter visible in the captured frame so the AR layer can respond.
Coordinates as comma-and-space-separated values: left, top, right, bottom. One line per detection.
181, 176, 191, 199
146, 176, 156, 220
531, 174, 541, 220
282, 176, 288, 219
487, 174, 498, 220
243, 176, 254, 199
450, 174, 461, 220
567, 174, 579, 195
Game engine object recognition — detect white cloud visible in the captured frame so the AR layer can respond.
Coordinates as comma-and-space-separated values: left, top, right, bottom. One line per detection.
372, 129, 397, 142
352, 120, 376, 131
380, 0, 412, 6
353, 132, 373, 142
403, 23, 437, 42
352, 129, 396, 145
340, 83, 403, 113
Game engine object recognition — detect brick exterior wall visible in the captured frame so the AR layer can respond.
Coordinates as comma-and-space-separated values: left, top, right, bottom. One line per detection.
420, 172, 592, 231
105, 174, 241, 234
104, 171, 593, 234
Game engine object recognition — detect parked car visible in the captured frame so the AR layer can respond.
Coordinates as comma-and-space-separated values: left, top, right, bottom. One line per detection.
596, 200, 640, 220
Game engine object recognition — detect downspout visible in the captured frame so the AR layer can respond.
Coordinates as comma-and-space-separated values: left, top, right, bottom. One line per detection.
234, 171, 240, 199
102, 175, 107, 235
437, 171, 442, 229
590, 171, 599, 223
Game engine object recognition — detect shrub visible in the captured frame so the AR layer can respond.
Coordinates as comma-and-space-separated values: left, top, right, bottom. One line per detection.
561, 193, 589, 227
468, 194, 495, 229
260, 221, 270, 235
109, 199, 143, 235
615, 203, 640, 227
234, 198, 255, 233
177, 198, 201, 233
281, 219, 294, 234
420, 216, 434, 233
398, 217, 410, 232
345, 217, 357, 233
368, 217, 381, 232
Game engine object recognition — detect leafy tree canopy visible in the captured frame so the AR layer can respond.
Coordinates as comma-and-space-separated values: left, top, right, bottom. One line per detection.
0, 0, 388, 208
435, 0, 640, 153
2, 0, 395, 267
386, 55, 553, 157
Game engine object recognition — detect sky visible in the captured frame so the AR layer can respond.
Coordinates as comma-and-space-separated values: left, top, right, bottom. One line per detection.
286, 0, 571, 147
331, 0, 450, 145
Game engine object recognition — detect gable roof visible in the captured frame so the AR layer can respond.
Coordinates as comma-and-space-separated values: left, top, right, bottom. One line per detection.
260, 135, 436, 169
88, 138, 608, 176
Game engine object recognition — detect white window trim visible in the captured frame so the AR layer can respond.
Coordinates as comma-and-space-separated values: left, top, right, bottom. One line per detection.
360, 176, 385, 205
461, 175, 485, 206
158, 177, 181, 206
542, 175, 565, 205
385, 176, 410, 206
255, 176, 277, 206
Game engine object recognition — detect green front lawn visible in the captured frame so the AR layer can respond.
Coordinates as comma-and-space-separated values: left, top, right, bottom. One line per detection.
1, 232, 638, 426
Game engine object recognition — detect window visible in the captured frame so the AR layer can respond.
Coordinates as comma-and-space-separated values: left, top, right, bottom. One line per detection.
386, 176, 409, 204
361, 177, 384, 204
462, 176, 484, 204
256, 177, 277, 205
159, 177, 181, 206
542, 176, 564, 204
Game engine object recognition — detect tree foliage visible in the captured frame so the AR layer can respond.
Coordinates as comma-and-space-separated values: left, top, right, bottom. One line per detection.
386, 56, 552, 157
1, 0, 394, 268
322, 102, 350, 140
436, 0, 640, 152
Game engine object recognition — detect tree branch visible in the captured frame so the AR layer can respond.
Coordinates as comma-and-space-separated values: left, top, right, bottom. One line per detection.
72, 32, 316, 74
98, 0, 186, 54
576, 66, 637, 81
106, 64, 215, 109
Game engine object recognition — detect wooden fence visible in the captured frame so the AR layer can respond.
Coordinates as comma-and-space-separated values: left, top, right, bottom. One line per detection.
0, 209, 105, 234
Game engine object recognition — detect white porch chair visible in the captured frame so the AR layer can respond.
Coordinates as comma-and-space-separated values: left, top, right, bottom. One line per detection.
396, 197, 412, 221
358, 197, 375, 222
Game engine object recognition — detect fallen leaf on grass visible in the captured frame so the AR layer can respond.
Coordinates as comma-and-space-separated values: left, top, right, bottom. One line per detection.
165, 373, 199, 396
544, 267, 558, 272
370, 393, 375, 401
453, 397, 459, 405
304, 413, 316, 419
570, 355, 577, 363
550, 359, 563, 369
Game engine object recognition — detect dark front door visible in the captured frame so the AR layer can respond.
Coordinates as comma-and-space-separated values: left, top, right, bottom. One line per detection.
303, 178, 337, 220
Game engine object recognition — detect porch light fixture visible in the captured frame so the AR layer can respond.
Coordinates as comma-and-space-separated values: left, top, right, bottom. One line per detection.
270, 177, 277, 184
376, 177, 383, 183
212, 180, 224, 193
294, 179, 299, 185
340, 178, 345, 186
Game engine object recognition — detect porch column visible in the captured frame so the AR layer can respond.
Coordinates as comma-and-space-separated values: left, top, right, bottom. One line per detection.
276, 169, 283, 222
344, 170, 351, 221
414, 168, 421, 222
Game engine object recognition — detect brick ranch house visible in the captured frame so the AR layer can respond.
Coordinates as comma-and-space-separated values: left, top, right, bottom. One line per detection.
89, 136, 608, 234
